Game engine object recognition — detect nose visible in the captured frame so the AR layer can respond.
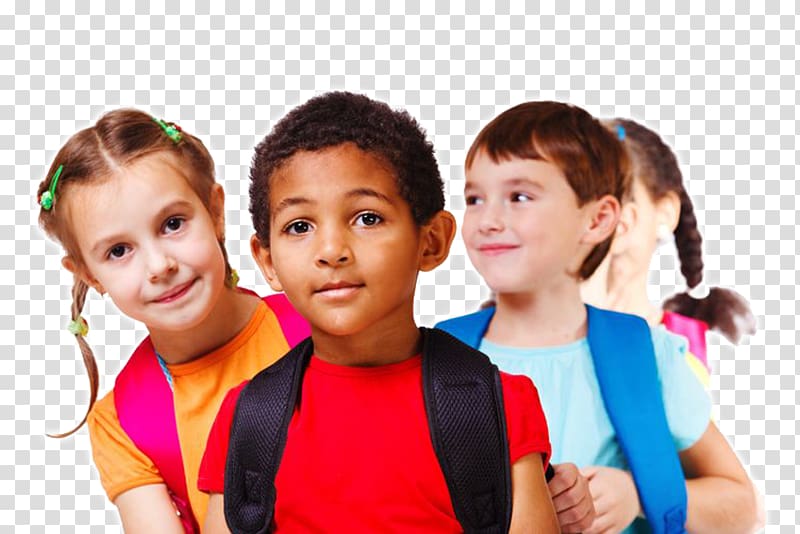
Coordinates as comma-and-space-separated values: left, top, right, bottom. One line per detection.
145, 244, 178, 282
477, 200, 506, 234
315, 224, 352, 267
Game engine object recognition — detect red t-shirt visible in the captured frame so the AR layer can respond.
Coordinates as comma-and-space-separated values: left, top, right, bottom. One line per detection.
199, 354, 550, 533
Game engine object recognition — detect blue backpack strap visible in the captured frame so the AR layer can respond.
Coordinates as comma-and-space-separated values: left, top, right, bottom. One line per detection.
586, 305, 688, 534
435, 307, 495, 349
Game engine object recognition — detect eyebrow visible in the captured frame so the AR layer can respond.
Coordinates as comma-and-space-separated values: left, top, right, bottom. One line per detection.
506, 177, 544, 190
344, 187, 393, 204
272, 188, 394, 219
464, 177, 544, 190
88, 199, 194, 256
272, 197, 313, 220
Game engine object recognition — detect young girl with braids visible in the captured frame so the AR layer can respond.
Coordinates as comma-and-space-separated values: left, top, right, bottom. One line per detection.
581, 118, 756, 385
36, 109, 307, 533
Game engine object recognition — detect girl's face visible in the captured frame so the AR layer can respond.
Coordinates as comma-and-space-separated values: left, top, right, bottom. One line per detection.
64, 153, 227, 334
462, 151, 600, 295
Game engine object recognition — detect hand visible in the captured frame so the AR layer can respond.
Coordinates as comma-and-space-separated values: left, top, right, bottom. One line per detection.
581, 466, 641, 534
547, 462, 595, 533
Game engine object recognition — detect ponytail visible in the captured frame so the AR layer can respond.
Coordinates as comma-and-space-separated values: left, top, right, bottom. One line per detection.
663, 287, 757, 344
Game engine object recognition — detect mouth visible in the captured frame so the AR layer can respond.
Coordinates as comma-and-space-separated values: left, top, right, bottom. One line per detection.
314, 281, 365, 299
153, 279, 197, 304
477, 243, 520, 256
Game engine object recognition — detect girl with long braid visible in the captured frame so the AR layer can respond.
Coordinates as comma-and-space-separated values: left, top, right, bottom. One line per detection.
582, 118, 756, 384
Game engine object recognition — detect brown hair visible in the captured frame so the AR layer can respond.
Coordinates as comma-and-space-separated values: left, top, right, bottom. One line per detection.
466, 101, 630, 279
37, 108, 233, 437
608, 118, 756, 343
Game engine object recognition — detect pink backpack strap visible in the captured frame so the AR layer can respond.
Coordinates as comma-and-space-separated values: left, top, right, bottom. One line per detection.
115, 338, 199, 533
263, 293, 310, 347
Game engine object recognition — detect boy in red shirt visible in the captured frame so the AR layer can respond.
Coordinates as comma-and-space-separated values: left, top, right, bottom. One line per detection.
198, 92, 559, 533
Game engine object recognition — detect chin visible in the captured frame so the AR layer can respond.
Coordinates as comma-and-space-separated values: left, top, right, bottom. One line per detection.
312, 314, 371, 338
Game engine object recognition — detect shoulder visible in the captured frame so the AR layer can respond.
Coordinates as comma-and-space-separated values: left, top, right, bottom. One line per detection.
86, 390, 163, 501
498, 370, 536, 395
223, 380, 250, 411
435, 308, 495, 347
497, 371, 551, 465
650, 325, 689, 370
87, 389, 118, 433
435, 307, 494, 331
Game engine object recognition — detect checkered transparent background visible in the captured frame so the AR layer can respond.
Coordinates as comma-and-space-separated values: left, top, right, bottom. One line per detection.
1, 2, 796, 531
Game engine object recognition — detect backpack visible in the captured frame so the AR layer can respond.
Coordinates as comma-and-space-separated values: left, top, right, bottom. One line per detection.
223, 327, 544, 534
114, 292, 309, 533
436, 304, 688, 534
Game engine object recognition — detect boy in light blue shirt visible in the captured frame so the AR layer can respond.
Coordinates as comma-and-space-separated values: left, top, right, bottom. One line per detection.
438, 101, 760, 534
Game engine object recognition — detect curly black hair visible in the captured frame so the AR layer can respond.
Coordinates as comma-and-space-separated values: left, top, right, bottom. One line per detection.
249, 91, 444, 244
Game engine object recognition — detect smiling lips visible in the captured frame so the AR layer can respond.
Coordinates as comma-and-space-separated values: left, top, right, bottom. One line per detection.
153, 279, 196, 304
477, 243, 519, 256
315, 281, 364, 299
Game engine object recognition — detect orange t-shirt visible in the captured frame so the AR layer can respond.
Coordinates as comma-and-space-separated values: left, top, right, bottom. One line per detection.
87, 300, 292, 528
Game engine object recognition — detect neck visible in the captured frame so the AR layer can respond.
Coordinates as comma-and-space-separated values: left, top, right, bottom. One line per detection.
487, 279, 588, 347
148, 287, 260, 365
583, 257, 663, 326
311, 306, 421, 367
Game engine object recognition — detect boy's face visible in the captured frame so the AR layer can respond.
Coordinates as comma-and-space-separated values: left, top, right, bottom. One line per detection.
462, 150, 600, 294
252, 143, 449, 338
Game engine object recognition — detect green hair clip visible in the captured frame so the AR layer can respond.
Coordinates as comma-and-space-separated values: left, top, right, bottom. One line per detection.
40, 164, 64, 211
152, 117, 183, 143
68, 316, 89, 337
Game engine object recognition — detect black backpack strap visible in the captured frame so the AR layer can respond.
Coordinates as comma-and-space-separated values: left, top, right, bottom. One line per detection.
223, 337, 314, 534
421, 327, 512, 534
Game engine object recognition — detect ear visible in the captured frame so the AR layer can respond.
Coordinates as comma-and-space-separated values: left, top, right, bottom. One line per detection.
62, 256, 105, 294
655, 190, 681, 233
209, 183, 226, 240
581, 195, 621, 246
610, 201, 638, 254
419, 210, 457, 272
250, 234, 283, 292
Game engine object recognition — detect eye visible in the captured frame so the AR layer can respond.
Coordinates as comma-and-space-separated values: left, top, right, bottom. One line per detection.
163, 216, 184, 234
355, 212, 382, 227
465, 195, 484, 206
284, 220, 312, 235
107, 244, 130, 260
510, 192, 532, 202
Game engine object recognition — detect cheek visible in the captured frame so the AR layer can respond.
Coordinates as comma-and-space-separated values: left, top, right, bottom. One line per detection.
460, 213, 478, 240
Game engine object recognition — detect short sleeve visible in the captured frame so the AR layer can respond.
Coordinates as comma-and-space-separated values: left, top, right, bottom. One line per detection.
499, 372, 552, 468
652, 327, 712, 451
197, 382, 247, 494
87, 391, 163, 501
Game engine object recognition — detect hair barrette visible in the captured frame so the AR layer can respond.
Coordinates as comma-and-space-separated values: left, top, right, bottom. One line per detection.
40, 164, 64, 211
616, 124, 626, 141
68, 316, 89, 337
153, 117, 183, 143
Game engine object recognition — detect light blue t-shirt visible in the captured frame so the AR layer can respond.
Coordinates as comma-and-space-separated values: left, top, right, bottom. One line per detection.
479, 325, 711, 534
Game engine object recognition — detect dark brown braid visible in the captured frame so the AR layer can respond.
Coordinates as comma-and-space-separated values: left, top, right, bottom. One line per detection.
673, 186, 704, 289
612, 118, 756, 342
